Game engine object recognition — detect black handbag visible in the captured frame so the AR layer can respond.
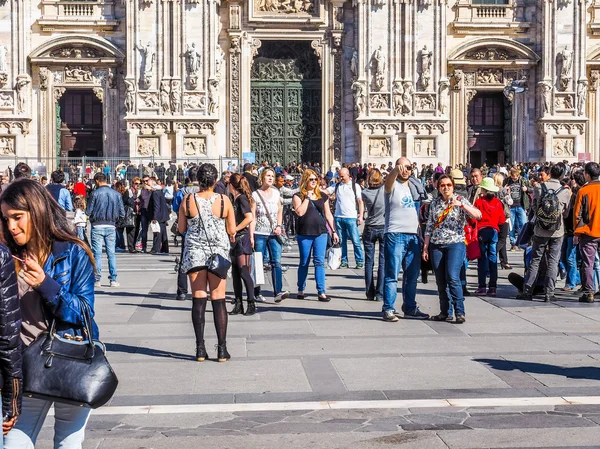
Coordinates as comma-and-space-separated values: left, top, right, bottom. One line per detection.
22, 303, 118, 409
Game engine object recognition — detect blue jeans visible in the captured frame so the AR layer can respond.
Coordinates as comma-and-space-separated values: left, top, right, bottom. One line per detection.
430, 242, 466, 317
296, 233, 328, 295
363, 226, 385, 300
91, 226, 117, 282
477, 227, 498, 289
4, 396, 91, 449
254, 234, 283, 295
562, 236, 581, 289
335, 217, 364, 265
76, 226, 85, 242
509, 206, 527, 246
383, 233, 420, 313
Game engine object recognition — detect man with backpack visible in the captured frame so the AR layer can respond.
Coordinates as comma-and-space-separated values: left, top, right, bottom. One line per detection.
328, 167, 364, 269
516, 163, 571, 302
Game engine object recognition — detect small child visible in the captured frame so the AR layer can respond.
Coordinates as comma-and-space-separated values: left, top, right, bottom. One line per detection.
73, 195, 88, 244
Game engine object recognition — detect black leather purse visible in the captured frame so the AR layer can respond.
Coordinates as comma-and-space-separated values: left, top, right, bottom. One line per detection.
22, 303, 118, 409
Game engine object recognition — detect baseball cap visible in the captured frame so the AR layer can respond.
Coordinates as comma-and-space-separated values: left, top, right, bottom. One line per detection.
450, 169, 466, 185
285, 175, 294, 181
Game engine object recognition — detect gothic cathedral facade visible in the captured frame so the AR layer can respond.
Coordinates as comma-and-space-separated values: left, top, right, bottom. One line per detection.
1, 0, 600, 167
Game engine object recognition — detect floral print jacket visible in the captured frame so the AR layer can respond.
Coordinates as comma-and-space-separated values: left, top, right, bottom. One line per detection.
425, 194, 473, 245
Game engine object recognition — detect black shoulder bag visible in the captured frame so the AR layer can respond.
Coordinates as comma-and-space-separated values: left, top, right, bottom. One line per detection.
186, 193, 232, 279
23, 302, 118, 409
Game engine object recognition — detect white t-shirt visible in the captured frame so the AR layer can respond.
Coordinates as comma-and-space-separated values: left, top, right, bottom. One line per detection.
385, 181, 419, 234
330, 182, 362, 219
252, 187, 281, 235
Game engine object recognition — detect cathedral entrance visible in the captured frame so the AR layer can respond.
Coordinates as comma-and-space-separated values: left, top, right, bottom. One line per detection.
466, 92, 510, 167
58, 90, 103, 158
250, 41, 321, 166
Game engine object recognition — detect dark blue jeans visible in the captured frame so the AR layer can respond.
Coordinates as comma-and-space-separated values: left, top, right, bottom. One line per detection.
383, 233, 420, 313
562, 236, 581, 289
254, 234, 283, 296
296, 233, 328, 295
363, 226, 385, 300
477, 227, 498, 289
431, 242, 466, 317
335, 217, 364, 265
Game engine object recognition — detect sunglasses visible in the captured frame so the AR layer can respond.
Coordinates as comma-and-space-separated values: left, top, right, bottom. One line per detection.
308, 177, 318, 181
134, 182, 141, 185
401, 165, 413, 171
439, 183, 453, 188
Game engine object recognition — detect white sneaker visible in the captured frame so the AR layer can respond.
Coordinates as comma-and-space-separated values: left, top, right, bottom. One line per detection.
275, 291, 290, 303
109, 281, 120, 288
94, 281, 101, 288
255, 295, 266, 303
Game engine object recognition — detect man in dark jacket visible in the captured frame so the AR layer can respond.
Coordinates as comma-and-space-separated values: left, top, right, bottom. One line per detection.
138, 175, 154, 253
86, 173, 125, 287
149, 179, 170, 254
242, 163, 259, 191
46, 170, 73, 211
214, 171, 231, 195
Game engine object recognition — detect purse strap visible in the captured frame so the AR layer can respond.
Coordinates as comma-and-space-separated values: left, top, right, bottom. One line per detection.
194, 194, 224, 256
308, 198, 330, 233
256, 189, 277, 232
433, 202, 454, 230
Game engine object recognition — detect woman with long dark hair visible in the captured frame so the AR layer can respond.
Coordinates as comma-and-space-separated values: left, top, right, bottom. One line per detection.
179, 164, 236, 362
361, 169, 385, 301
228, 173, 256, 316
1, 179, 97, 447
114, 181, 130, 251
292, 169, 339, 301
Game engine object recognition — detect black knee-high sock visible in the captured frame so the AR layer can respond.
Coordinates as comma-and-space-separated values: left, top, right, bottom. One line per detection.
231, 263, 243, 300
211, 299, 228, 346
191, 297, 208, 346
239, 264, 255, 302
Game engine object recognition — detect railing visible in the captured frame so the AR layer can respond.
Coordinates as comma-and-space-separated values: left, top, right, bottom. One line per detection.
38, 1, 118, 29
62, 2, 96, 17
474, 5, 508, 19
453, 1, 519, 28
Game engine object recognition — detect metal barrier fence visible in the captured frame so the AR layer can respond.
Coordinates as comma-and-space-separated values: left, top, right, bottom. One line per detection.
0, 156, 243, 184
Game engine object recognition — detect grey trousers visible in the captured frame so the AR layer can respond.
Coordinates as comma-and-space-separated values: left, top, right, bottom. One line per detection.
523, 234, 564, 295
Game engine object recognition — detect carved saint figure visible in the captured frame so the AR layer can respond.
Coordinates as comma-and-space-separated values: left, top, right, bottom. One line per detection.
453, 69, 464, 90
170, 80, 181, 114
136, 41, 155, 75
39, 68, 49, 91
538, 81, 552, 115
420, 46, 432, 91
160, 80, 171, 114
401, 81, 414, 115
559, 46, 573, 91
350, 50, 358, 79
351, 81, 366, 115
392, 81, 404, 114
371, 46, 386, 91
124, 79, 135, 113
577, 79, 588, 116
186, 43, 201, 75
216, 47, 225, 77
564, 95, 574, 109
208, 78, 219, 114
258, 0, 278, 11
0, 44, 7, 73
15, 76, 30, 114
438, 78, 450, 115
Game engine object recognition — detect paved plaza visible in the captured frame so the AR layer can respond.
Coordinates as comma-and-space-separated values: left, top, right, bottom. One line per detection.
33, 244, 600, 448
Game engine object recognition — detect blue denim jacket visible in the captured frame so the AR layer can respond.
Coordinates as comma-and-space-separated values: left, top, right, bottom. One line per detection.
34, 241, 99, 340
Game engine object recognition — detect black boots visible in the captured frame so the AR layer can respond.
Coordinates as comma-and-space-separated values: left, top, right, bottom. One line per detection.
217, 344, 231, 362
196, 341, 208, 362
229, 298, 244, 315
244, 301, 257, 316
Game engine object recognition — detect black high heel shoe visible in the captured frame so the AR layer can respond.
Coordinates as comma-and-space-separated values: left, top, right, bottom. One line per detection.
217, 344, 231, 362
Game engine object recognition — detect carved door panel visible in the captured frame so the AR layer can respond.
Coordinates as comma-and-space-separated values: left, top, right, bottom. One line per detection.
250, 41, 321, 165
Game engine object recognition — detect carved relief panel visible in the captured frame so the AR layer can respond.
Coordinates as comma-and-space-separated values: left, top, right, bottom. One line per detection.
0, 136, 15, 155
137, 137, 160, 156
183, 136, 207, 156
368, 137, 391, 158
414, 137, 437, 158
250, 0, 323, 22
552, 137, 575, 158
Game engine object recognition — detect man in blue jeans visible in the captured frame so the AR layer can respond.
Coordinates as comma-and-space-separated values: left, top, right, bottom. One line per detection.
86, 173, 125, 287
505, 167, 531, 249
382, 157, 429, 322
330, 168, 365, 269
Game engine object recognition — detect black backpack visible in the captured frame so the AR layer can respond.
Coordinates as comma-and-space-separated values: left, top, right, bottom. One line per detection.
536, 184, 565, 231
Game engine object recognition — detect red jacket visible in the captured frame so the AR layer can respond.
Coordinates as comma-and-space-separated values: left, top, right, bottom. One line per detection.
73, 182, 87, 197
474, 196, 506, 232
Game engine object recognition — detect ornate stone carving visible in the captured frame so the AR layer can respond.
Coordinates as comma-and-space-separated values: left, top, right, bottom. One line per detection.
0, 121, 29, 135
418, 0, 432, 8
418, 46, 432, 92
136, 41, 155, 90
311, 40, 323, 68
416, 94, 435, 111
250, 38, 262, 59
401, 81, 414, 115
577, 79, 588, 116
452, 69, 464, 90
124, 79, 136, 113
333, 5, 344, 30
185, 43, 201, 76
183, 93, 206, 110
333, 50, 342, 161
371, 46, 386, 91
0, 92, 13, 108
230, 5, 240, 29
54, 87, 66, 103
0, 73, 7, 89
53, 71, 63, 84
129, 121, 170, 135
92, 87, 103, 103
359, 122, 401, 134
64, 66, 92, 82
542, 122, 585, 136
351, 81, 366, 116
160, 80, 171, 115
590, 70, 600, 92
229, 37, 241, 157
557, 0, 572, 8
369, 93, 389, 109
466, 48, 510, 61
39, 67, 49, 91
466, 89, 477, 104
107, 68, 116, 89
0, 136, 15, 156
170, 80, 181, 115
256, 0, 314, 13
552, 137, 575, 157
477, 69, 503, 85
392, 81, 403, 115
368, 137, 391, 158
555, 94, 574, 110
0, 43, 7, 73
372, 0, 385, 7
438, 78, 449, 115
137, 137, 159, 156
464, 72, 476, 87
183, 137, 207, 156
538, 81, 552, 115
216, 46, 225, 79
558, 46, 573, 91
176, 122, 216, 134
139, 92, 159, 108
207, 78, 219, 114
15, 75, 30, 114
406, 123, 448, 135
414, 137, 436, 157
350, 49, 358, 80
48, 47, 104, 58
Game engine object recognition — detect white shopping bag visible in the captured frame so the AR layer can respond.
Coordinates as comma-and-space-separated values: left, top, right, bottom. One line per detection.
150, 221, 160, 233
250, 251, 265, 285
327, 246, 342, 270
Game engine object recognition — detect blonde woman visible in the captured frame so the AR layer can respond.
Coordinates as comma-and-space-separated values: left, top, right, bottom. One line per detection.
292, 170, 339, 301
493, 173, 513, 269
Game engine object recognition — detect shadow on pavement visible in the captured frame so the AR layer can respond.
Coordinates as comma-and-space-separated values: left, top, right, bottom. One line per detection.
256, 305, 383, 321
115, 302, 190, 311
106, 342, 194, 361
475, 358, 600, 381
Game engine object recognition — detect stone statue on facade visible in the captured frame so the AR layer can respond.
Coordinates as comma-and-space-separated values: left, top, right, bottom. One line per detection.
208, 77, 219, 114
351, 81, 366, 115
15, 76, 30, 114
559, 46, 573, 91
538, 80, 552, 114
0, 43, 7, 73
401, 81, 414, 115
39, 67, 49, 91
438, 78, 449, 115
452, 69, 464, 90
185, 43, 201, 75
350, 50, 358, 80
136, 41, 155, 89
419, 46, 432, 91
124, 79, 135, 113
160, 80, 171, 114
392, 81, 403, 115
170, 80, 181, 114
577, 79, 588, 116
371, 46, 386, 91
216, 46, 225, 78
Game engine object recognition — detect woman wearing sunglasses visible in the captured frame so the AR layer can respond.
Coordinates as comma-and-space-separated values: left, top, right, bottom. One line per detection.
422, 175, 481, 324
292, 170, 339, 301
